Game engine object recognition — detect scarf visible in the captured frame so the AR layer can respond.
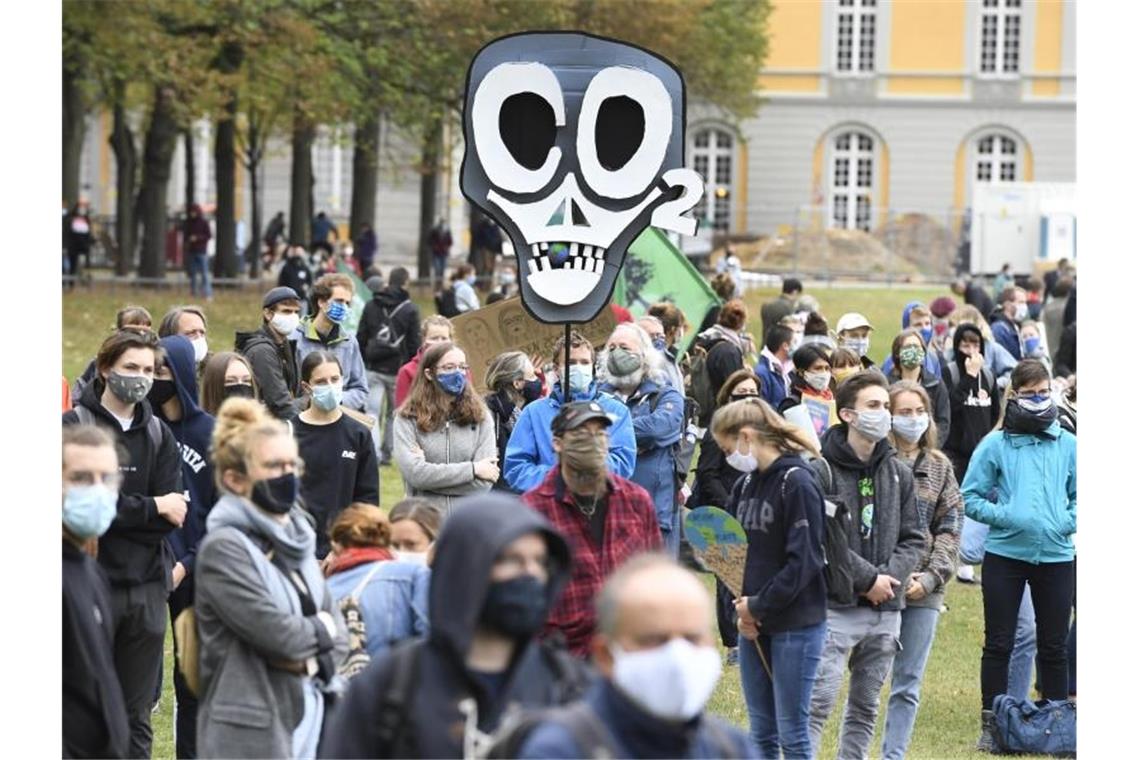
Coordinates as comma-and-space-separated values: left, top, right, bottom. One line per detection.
325, 546, 393, 577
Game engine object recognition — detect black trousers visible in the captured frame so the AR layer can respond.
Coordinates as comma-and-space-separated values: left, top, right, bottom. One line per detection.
169, 579, 199, 759
110, 580, 168, 759
980, 552, 1075, 710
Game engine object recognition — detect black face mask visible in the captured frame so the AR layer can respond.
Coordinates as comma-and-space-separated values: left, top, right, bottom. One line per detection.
479, 574, 548, 638
1003, 397, 1058, 435
521, 377, 544, 403
222, 383, 256, 401
147, 379, 178, 408
250, 473, 298, 515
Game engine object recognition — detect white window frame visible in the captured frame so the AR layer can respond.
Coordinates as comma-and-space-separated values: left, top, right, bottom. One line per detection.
690, 127, 735, 232
972, 131, 1022, 186
978, 0, 1022, 76
828, 130, 876, 232
835, 0, 878, 75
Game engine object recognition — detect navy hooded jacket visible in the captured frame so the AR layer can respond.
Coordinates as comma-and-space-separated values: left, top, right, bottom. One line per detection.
156, 335, 217, 575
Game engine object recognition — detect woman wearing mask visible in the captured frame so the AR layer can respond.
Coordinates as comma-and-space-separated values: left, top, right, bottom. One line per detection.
195, 398, 348, 759
484, 351, 543, 492
393, 342, 498, 514
452, 264, 481, 313
880, 381, 963, 760
693, 370, 761, 665
711, 397, 827, 759
200, 351, 260, 416
324, 504, 429, 658
395, 315, 455, 407
388, 498, 442, 564
886, 328, 952, 448
778, 344, 838, 439
1019, 321, 1052, 373
293, 351, 379, 558
829, 347, 862, 387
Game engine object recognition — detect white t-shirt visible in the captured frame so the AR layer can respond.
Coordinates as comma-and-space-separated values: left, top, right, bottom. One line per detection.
111, 411, 134, 432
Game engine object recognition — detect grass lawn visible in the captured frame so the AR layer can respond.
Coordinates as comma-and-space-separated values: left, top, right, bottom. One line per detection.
65, 281, 1028, 759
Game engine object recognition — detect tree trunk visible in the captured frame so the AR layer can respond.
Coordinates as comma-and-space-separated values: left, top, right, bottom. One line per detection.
246, 120, 263, 278
136, 86, 180, 279
184, 128, 195, 211
109, 95, 137, 276
416, 117, 443, 280
62, 65, 87, 208
289, 110, 315, 245
349, 112, 380, 244
214, 104, 238, 278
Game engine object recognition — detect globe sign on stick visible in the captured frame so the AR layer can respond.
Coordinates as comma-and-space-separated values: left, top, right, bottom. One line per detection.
684, 506, 749, 598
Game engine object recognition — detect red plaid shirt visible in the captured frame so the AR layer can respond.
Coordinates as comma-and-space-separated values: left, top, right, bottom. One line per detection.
522, 468, 662, 656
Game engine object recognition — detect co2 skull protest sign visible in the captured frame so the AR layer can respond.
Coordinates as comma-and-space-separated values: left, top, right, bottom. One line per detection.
461, 32, 704, 324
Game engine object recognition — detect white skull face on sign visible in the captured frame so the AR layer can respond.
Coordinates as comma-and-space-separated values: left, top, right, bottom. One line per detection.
461, 32, 703, 324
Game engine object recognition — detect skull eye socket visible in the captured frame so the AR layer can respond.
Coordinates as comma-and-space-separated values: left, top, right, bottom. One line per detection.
596, 96, 644, 171
500, 93, 558, 171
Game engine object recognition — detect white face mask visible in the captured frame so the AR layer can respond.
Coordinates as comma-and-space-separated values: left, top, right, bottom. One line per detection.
191, 336, 208, 364
804, 370, 831, 392
842, 336, 870, 357
393, 550, 429, 566
725, 440, 758, 473
270, 312, 301, 336
611, 638, 722, 722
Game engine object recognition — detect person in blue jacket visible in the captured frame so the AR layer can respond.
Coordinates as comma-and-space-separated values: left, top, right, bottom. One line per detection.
961, 358, 1076, 754
504, 330, 636, 492
988, 286, 1028, 362
150, 334, 217, 759
753, 323, 792, 409
597, 323, 685, 554
881, 301, 943, 378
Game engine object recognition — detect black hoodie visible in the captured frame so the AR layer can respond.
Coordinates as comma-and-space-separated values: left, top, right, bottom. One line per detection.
356, 286, 422, 374
941, 323, 1000, 480
320, 492, 590, 759
63, 381, 184, 587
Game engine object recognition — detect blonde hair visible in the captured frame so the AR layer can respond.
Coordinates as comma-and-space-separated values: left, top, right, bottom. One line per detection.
710, 397, 820, 459
949, 305, 994, 342
210, 397, 290, 492
887, 380, 945, 456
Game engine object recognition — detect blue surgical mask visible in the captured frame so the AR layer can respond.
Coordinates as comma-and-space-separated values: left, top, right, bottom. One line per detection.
920, 327, 933, 345
568, 365, 593, 395
311, 382, 343, 411
1024, 336, 1041, 355
326, 301, 349, 324
652, 336, 667, 352
63, 485, 118, 539
436, 370, 467, 396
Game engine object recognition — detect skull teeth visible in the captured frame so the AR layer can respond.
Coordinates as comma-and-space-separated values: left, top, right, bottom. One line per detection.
525, 243, 606, 277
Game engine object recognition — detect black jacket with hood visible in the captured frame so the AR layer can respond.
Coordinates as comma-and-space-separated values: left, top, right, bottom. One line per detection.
155, 335, 217, 578
235, 323, 300, 421
63, 381, 184, 587
320, 492, 592, 759
356, 285, 422, 375
941, 323, 1001, 480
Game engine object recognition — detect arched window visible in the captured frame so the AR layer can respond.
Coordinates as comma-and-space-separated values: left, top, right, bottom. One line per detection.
974, 132, 1020, 183
690, 128, 734, 232
829, 131, 875, 232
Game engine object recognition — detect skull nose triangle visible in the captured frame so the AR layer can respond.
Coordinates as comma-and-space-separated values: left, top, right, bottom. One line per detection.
545, 200, 567, 227
570, 200, 591, 227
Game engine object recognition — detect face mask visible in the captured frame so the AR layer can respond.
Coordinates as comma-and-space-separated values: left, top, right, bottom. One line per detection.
311, 382, 343, 412
521, 377, 544, 403
843, 337, 870, 357
500, 273, 516, 286
1017, 393, 1054, 413
270, 312, 300, 336
107, 371, 153, 405
1024, 336, 1041, 355
479, 575, 548, 638
850, 408, 891, 442
606, 348, 643, 377
804, 371, 831, 392
651, 336, 667, 352
191, 336, 209, 363
250, 472, 298, 515
790, 334, 804, 352
898, 345, 925, 370
919, 327, 934, 345
326, 301, 349, 324
892, 414, 929, 443
1013, 303, 1028, 321
567, 365, 593, 395
726, 441, 758, 473
436, 370, 467, 396
465, 274, 477, 286
560, 429, 609, 483
1005, 394, 1058, 434
62, 485, 118, 539
833, 367, 858, 384
393, 550, 429, 566
147, 378, 177, 408
611, 638, 723, 722
223, 383, 256, 401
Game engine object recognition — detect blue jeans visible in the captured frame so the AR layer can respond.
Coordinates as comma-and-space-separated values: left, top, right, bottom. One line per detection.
189, 252, 212, 297
959, 516, 1037, 700
881, 606, 941, 760
741, 620, 826, 759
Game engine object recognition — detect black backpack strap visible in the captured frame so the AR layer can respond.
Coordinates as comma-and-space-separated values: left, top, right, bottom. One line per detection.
539, 638, 590, 703
375, 641, 421, 752
147, 416, 164, 454
700, 716, 745, 758
551, 702, 620, 760
73, 405, 94, 426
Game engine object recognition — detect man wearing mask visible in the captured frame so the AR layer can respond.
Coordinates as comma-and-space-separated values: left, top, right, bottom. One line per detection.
521, 402, 662, 656
516, 555, 755, 759
990, 286, 1028, 360
504, 331, 636, 493
63, 329, 186, 758
835, 313, 879, 370
158, 305, 210, 368
295, 272, 370, 412
321, 493, 590, 758
597, 324, 685, 555
807, 371, 924, 759
754, 324, 793, 408
236, 287, 304, 421
63, 424, 130, 759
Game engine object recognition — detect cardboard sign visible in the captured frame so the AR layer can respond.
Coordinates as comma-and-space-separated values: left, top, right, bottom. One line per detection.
450, 296, 616, 393
684, 506, 749, 598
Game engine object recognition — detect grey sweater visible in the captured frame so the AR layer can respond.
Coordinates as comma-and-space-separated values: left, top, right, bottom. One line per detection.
393, 412, 497, 515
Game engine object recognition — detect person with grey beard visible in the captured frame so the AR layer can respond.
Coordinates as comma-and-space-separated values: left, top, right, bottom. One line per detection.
597, 323, 685, 555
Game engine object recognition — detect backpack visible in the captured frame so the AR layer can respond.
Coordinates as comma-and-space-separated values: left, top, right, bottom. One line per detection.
688, 335, 726, 428
73, 404, 163, 452
992, 695, 1076, 757
800, 460, 858, 605
365, 300, 411, 364
638, 389, 698, 491
336, 562, 387, 679
436, 287, 461, 318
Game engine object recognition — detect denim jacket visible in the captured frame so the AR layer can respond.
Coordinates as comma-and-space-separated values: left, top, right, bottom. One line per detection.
325, 560, 431, 657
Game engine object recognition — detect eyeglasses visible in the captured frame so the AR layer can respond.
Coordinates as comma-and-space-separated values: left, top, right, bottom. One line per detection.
257, 457, 305, 477
65, 470, 123, 490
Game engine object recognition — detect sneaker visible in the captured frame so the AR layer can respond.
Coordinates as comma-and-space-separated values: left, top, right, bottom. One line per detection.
725, 647, 739, 667
957, 565, 976, 584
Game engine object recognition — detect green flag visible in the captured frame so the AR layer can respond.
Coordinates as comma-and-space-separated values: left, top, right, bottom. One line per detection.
613, 227, 719, 354
334, 260, 369, 335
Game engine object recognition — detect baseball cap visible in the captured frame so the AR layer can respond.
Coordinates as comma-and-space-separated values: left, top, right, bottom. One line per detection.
836, 312, 873, 333
263, 286, 301, 309
551, 401, 613, 436
365, 275, 385, 294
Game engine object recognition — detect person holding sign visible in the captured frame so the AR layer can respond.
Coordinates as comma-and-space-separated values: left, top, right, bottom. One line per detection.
778, 344, 838, 440
710, 397, 828, 758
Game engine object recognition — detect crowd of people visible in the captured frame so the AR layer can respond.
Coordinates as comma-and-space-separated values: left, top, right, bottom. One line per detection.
62, 255, 1076, 759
